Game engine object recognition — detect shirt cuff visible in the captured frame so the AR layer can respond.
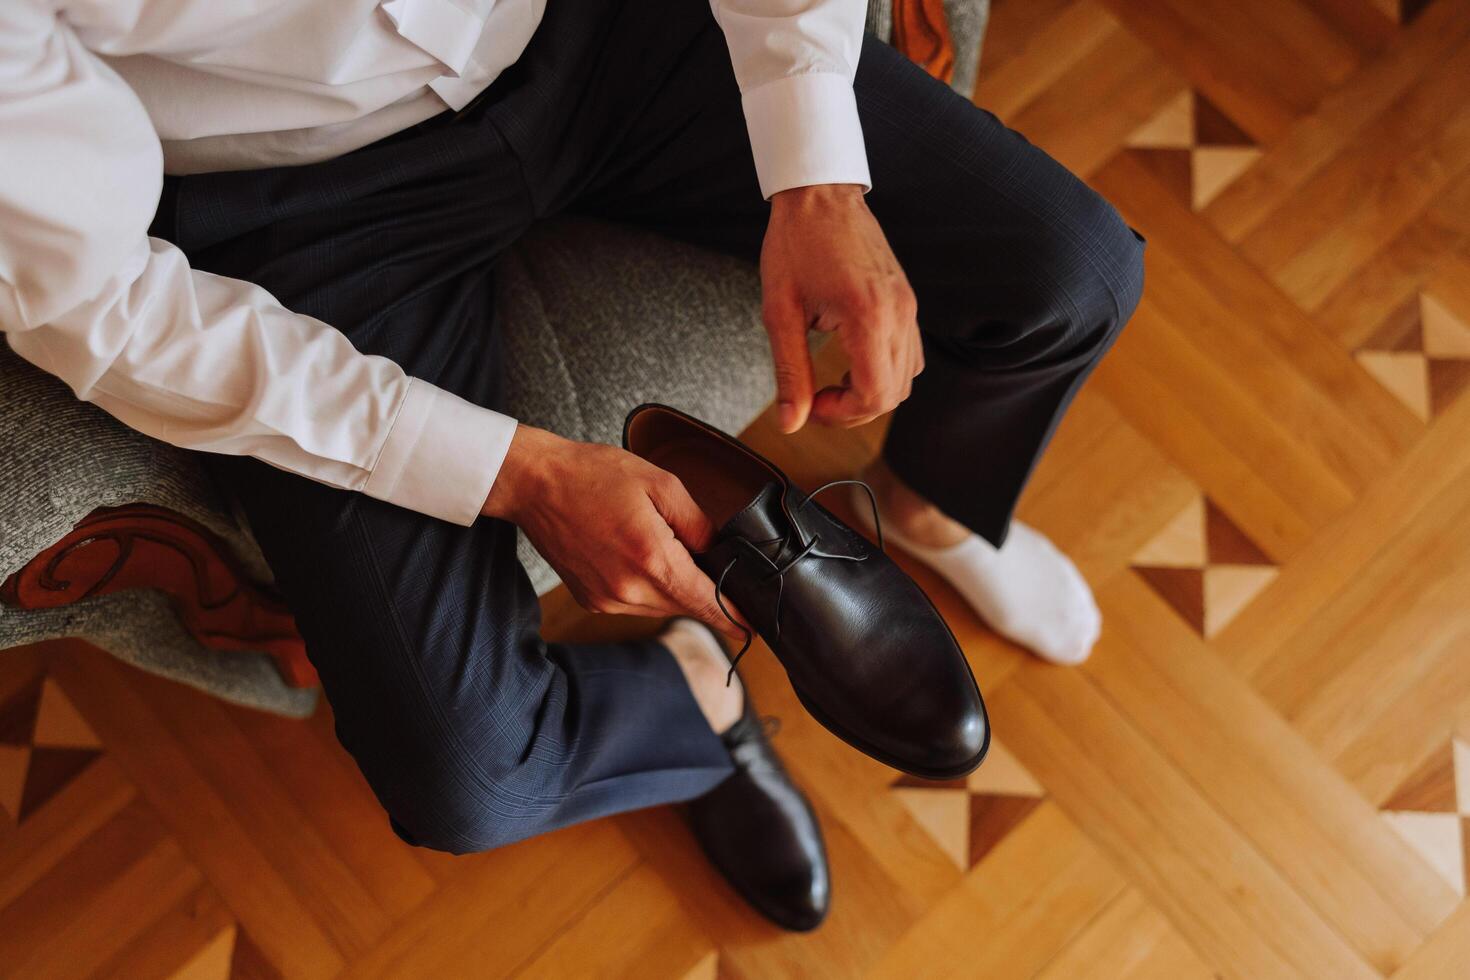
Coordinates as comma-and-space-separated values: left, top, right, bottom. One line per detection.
363, 378, 516, 526
740, 72, 872, 200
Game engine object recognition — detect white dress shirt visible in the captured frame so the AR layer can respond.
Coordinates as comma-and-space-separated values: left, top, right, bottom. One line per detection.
0, 0, 870, 526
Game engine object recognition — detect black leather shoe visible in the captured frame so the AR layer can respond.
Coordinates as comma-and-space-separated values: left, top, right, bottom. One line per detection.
625, 404, 988, 779
676, 621, 830, 932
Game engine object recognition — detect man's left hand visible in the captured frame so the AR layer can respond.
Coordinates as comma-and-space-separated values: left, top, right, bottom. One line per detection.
760, 184, 923, 433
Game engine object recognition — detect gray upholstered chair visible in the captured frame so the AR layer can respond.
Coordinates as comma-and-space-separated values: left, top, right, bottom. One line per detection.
0, 5, 987, 717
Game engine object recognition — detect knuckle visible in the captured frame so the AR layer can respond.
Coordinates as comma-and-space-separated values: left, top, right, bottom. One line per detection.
632, 538, 664, 569
647, 470, 678, 499
772, 360, 804, 386
606, 571, 644, 606
646, 555, 676, 593
661, 472, 687, 499
898, 288, 919, 319
844, 282, 878, 314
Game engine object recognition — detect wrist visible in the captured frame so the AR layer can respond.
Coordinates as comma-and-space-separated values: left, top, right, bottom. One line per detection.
771, 183, 865, 215
481, 423, 560, 521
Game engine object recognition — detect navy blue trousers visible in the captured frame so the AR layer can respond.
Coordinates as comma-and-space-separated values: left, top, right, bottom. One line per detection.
154, 0, 1143, 853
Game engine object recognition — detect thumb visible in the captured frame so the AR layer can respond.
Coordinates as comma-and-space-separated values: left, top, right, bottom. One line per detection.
763, 293, 815, 433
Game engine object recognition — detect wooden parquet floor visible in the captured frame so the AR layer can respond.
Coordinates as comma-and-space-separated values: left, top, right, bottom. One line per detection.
5, 0, 1470, 976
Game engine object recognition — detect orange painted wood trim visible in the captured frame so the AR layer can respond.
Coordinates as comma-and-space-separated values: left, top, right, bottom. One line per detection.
1, 504, 317, 689
892, 0, 956, 85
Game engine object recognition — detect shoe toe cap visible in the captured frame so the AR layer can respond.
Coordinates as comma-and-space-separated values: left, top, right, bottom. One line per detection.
904, 684, 989, 778
761, 868, 831, 932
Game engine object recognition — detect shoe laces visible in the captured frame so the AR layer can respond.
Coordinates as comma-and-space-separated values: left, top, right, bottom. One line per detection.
714, 479, 884, 685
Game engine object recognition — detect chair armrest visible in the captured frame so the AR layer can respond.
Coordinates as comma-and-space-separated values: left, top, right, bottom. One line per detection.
867, 0, 991, 97
0, 343, 269, 584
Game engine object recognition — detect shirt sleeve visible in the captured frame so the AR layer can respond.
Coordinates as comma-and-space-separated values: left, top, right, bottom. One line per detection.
709, 0, 872, 199
0, 5, 515, 527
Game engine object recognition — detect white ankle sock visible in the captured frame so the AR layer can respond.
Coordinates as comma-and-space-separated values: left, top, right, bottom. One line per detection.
853, 490, 1101, 665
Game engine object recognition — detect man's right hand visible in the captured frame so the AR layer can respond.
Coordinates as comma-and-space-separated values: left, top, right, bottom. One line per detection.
482, 425, 742, 639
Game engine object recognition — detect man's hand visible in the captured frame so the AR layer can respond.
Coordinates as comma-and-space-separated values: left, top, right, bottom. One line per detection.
482, 425, 742, 639
762, 184, 923, 433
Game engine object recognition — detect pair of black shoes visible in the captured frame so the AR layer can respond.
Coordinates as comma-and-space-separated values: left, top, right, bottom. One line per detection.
628, 405, 990, 932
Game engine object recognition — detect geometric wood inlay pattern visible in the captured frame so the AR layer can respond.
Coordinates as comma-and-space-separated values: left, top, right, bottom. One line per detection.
1131, 494, 1277, 638
1356, 293, 1470, 421
0, 675, 102, 823
891, 739, 1045, 871
1381, 739, 1470, 897
1124, 90, 1262, 211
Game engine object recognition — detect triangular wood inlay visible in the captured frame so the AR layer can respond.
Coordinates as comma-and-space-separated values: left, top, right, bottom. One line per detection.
1420, 293, 1470, 358
1135, 566, 1205, 633
893, 774, 969, 790
1205, 500, 1270, 565
895, 787, 970, 870
228, 927, 279, 980
18, 746, 101, 821
1129, 91, 1194, 148
1133, 496, 1205, 568
1382, 811, 1466, 897
1366, 298, 1425, 352
32, 679, 101, 750
1203, 565, 1278, 638
0, 678, 42, 747
1463, 818, 1470, 892
1194, 94, 1253, 146
1192, 146, 1261, 210
680, 950, 721, 980
969, 795, 1043, 868
1357, 351, 1431, 421
1384, 741, 1458, 813
1130, 149, 1194, 207
1455, 739, 1470, 815
171, 923, 237, 980
967, 740, 1044, 798
1429, 358, 1470, 416
0, 744, 30, 820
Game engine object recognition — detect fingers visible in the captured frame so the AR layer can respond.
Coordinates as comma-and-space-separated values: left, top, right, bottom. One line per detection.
661, 543, 748, 641
812, 376, 883, 429
641, 471, 745, 638
647, 469, 716, 553
763, 291, 816, 433
810, 292, 923, 428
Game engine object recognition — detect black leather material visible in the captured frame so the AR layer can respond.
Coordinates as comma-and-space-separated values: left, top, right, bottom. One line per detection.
680, 623, 830, 932
625, 404, 989, 779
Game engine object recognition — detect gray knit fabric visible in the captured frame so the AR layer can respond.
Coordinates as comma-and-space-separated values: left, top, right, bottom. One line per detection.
0, 347, 271, 584
866, 0, 895, 41
946, 0, 990, 97
502, 219, 774, 592
0, 3, 990, 714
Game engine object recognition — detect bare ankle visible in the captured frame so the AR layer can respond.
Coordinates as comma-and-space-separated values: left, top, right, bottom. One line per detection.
863, 458, 970, 550
661, 621, 744, 734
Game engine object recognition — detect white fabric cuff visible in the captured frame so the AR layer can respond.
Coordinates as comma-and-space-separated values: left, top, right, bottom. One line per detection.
363, 378, 516, 526
740, 72, 872, 200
